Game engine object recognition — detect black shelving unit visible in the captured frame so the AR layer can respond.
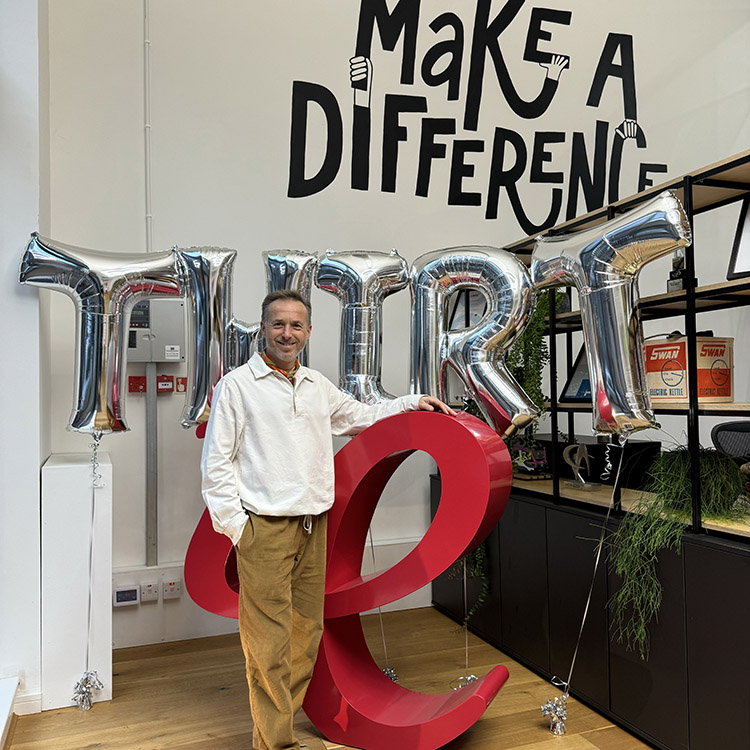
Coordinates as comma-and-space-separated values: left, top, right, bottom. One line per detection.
432, 150, 750, 750
534, 150, 750, 537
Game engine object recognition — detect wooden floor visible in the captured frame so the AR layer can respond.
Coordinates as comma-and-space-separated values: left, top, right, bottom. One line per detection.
7, 608, 650, 750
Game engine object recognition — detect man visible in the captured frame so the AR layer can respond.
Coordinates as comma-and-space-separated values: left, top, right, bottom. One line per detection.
200, 290, 454, 750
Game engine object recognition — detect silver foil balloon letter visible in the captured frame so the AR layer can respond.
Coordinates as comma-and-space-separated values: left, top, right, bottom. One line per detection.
316, 249, 409, 403
411, 246, 538, 437
531, 190, 691, 435
262, 249, 318, 366
179, 248, 318, 428
177, 248, 237, 427
19, 234, 182, 433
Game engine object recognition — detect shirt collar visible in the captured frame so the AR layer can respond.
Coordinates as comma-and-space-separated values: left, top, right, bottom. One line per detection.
261, 350, 300, 382
248, 351, 312, 383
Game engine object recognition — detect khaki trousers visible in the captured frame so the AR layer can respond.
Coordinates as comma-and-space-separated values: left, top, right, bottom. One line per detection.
236, 511, 327, 750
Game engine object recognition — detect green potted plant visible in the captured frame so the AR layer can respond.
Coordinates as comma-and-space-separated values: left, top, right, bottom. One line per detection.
607, 446, 749, 658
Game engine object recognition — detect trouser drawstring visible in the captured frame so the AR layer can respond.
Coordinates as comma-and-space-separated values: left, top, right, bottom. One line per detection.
303, 514, 312, 534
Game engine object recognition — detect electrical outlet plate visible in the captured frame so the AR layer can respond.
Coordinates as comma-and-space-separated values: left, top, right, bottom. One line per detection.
140, 582, 159, 602
163, 579, 182, 599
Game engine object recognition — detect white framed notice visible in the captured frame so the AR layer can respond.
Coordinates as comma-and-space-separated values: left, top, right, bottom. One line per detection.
727, 197, 750, 280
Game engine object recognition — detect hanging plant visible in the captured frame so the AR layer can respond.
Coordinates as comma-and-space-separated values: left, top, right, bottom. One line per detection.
505, 289, 552, 422
466, 288, 565, 443
458, 289, 566, 622
464, 542, 488, 624
607, 447, 748, 659
447, 543, 488, 627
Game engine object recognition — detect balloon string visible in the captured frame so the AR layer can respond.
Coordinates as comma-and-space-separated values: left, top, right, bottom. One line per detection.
463, 556, 470, 672
449, 555, 478, 690
74, 430, 104, 709
367, 527, 396, 681
86, 430, 103, 671
600, 442, 613, 482
552, 433, 627, 697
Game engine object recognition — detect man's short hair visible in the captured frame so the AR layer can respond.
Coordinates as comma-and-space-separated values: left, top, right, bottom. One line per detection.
261, 290, 312, 325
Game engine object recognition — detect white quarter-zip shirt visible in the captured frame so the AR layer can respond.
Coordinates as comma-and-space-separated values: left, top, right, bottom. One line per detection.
200, 352, 423, 545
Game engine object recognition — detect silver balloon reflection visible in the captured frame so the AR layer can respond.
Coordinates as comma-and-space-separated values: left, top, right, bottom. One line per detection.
531, 190, 691, 436
263, 250, 318, 366
19, 234, 182, 433
176, 248, 237, 427
316, 250, 409, 403
225, 318, 261, 373
180, 248, 318, 425
411, 246, 538, 437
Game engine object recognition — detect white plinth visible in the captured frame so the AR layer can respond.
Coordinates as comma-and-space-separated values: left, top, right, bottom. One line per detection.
41, 453, 112, 710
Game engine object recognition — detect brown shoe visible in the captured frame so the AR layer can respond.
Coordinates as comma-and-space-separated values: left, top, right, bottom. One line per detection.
295, 715, 327, 749
298, 737, 326, 750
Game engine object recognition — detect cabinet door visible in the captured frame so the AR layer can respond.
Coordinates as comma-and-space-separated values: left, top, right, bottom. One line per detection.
429, 474, 502, 647
609, 543, 689, 750
429, 474, 463, 619
465, 523, 502, 649
546, 507, 609, 711
499, 494, 549, 673
685, 540, 750, 750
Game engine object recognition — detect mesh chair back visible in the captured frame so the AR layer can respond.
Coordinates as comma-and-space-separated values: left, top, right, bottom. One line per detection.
711, 421, 750, 462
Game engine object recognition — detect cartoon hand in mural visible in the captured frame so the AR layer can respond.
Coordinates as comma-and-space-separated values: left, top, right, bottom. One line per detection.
615, 118, 647, 148
615, 119, 638, 139
350, 55, 372, 108
539, 54, 569, 82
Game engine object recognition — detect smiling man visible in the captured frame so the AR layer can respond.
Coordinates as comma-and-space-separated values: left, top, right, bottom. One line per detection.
200, 289, 453, 750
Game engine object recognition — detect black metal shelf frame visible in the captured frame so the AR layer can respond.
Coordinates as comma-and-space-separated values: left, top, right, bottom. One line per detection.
508, 151, 750, 537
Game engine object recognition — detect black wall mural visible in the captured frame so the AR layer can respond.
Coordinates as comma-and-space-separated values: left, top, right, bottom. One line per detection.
288, 0, 669, 235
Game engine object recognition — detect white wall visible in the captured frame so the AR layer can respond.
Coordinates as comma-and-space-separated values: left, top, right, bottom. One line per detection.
19, 0, 750, 651
0, 0, 42, 713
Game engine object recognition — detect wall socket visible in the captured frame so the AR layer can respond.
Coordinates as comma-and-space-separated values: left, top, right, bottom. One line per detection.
140, 582, 159, 602
163, 579, 182, 599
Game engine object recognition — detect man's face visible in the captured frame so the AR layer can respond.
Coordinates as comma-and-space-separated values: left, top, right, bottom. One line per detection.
260, 299, 312, 370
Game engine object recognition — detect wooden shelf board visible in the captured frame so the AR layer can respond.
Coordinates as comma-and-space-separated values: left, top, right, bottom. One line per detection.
703, 517, 750, 539
511, 478, 646, 509
551, 401, 750, 415
550, 277, 750, 331
512, 480, 750, 538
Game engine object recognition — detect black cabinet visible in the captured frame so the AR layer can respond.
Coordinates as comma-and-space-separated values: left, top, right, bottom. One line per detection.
498, 496, 549, 673
546, 506, 610, 712
684, 538, 750, 750
429, 474, 464, 618
432, 484, 750, 749
429, 473, 503, 650
466, 522, 503, 649
608, 541, 689, 750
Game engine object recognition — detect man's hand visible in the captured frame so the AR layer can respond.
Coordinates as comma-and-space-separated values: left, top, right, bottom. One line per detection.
418, 395, 457, 416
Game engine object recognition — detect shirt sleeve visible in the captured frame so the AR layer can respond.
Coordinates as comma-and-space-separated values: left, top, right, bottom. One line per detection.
326, 379, 424, 436
200, 377, 248, 546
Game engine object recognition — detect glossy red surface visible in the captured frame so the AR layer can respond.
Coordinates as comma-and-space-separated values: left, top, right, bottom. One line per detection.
304, 411, 512, 750
185, 411, 513, 749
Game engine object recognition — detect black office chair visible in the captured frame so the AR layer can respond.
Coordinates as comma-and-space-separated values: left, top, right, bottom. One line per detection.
711, 421, 750, 464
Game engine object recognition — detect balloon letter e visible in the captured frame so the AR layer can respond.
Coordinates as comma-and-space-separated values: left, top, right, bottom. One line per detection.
303, 410, 512, 750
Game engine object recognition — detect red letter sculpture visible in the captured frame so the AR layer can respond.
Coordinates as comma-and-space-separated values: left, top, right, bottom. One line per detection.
185, 411, 512, 749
